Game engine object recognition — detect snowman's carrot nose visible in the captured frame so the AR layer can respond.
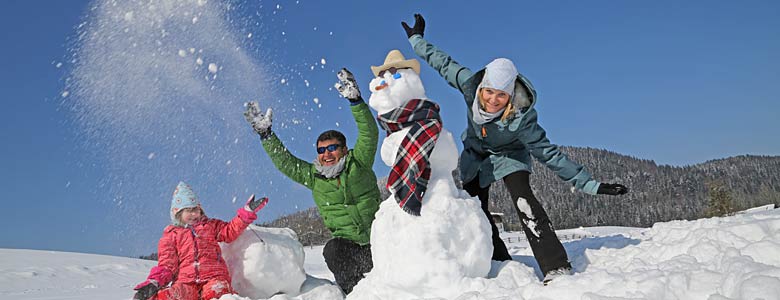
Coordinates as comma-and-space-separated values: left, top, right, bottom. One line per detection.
375, 82, 389, 90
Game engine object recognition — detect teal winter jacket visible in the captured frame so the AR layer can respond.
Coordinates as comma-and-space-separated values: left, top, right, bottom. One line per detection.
409, 35, 600, 194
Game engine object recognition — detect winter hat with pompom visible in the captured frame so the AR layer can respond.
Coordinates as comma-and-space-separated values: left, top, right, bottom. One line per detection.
170, 181, 202, 226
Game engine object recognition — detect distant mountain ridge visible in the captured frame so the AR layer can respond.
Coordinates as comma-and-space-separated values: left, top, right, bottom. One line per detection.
493, 147, 780, 230
262, 148, 780, 244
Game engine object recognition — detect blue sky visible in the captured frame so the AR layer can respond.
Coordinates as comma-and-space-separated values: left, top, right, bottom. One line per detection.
1, 0, 778, 257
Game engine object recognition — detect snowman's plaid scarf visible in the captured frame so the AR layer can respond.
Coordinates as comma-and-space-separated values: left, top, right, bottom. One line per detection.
376, 99, 442, 216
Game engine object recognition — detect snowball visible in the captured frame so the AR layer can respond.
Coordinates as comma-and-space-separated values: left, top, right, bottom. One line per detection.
208, 63, 218, 73
221, 226, 307, 298
178, 49, 187, 57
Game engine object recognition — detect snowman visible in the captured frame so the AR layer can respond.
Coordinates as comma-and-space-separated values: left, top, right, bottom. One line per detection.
346, 50, 494, 299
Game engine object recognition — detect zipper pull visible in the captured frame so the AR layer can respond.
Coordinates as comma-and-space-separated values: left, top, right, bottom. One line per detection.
481, 126, 487, 138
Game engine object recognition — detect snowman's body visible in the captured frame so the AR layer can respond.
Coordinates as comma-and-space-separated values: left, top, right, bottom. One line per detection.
346, 69, 493, 299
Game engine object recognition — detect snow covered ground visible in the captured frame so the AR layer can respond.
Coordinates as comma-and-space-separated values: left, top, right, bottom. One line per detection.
2, 208, 778, 300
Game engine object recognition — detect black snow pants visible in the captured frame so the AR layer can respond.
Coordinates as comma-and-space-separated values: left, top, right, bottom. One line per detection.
463, 171, 571, 276
322, 237, 373, 295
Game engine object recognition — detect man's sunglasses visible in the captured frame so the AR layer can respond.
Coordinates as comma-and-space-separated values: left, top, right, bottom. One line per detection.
378, 67, 408, 78
317, 143, 342, 154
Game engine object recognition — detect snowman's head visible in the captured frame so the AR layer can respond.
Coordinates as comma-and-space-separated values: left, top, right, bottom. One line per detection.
368, 50, 427, 115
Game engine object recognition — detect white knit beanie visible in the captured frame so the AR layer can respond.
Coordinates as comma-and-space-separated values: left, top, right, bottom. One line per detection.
479, 58, 518, 95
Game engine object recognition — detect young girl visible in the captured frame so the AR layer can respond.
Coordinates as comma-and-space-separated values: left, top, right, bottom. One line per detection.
133, 182, 268, 300
401, 14, 628, 283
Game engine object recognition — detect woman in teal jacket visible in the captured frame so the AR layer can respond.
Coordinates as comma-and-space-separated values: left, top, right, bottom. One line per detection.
401, 14, 628, 283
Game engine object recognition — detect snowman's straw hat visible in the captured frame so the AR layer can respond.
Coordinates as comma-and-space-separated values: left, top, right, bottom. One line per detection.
371, 50, 420, 77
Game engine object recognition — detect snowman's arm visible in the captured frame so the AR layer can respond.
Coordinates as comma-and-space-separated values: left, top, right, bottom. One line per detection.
518, 109, 600, 195
408, 35, 473, 95
350, 102, 379, 167
261, 132, 315, 189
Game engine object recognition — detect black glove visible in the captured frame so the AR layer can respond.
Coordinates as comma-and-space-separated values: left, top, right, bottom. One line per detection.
133, 281, 159, 300
334, 68, 362, 102
243, 101, 273, 139
401, 13, 425, 38
597, 183, 629, 195
245, 194, 269, 212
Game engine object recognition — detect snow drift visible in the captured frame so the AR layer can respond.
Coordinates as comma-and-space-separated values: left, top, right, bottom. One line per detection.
2, 208, 779, 299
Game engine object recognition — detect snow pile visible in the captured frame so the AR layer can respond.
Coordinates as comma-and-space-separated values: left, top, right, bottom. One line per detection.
349, 68, 493, 299
221, 225, 307, 298
568, 210, 780, 299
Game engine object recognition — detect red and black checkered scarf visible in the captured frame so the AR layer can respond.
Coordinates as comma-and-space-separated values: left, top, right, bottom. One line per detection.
376, 99, 442, 216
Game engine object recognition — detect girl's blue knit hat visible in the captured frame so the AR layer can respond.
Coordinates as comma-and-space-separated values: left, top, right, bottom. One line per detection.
170, 181, 202, 226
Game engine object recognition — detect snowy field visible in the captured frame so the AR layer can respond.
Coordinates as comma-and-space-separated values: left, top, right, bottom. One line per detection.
1, 208, 778, 300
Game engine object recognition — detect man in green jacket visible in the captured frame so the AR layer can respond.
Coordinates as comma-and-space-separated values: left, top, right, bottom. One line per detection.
243, 68, 380, 294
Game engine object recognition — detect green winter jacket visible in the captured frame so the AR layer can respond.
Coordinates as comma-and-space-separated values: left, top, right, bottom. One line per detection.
409, 35, 600, 195
262, 102, 381, 245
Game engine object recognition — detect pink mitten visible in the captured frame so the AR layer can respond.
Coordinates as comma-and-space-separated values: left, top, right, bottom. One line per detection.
134, 266, 172, 289
133, 266, 173, 300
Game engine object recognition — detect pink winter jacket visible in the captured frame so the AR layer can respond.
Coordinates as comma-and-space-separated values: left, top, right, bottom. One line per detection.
156, 215, 250, 285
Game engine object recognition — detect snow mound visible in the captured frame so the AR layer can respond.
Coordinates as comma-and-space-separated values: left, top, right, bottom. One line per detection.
568, 210, 780, 300
221, 225, 307, 298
